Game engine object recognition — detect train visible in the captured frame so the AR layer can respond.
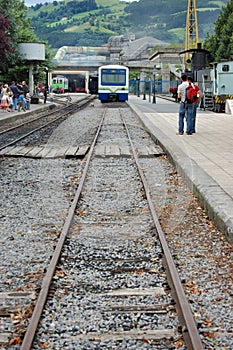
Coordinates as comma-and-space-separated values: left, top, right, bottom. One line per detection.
51, 74, 98, 94
51, 76, 69, 93
170, 60, 233, 112
88, 75, 98, 94
195, 61, 233, 112
98, 64, 129, 102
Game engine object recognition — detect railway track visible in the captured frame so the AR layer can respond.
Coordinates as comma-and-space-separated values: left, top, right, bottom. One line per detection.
1, 100, 231, 349
0, 95, 95, 153
11, 105, 202, 349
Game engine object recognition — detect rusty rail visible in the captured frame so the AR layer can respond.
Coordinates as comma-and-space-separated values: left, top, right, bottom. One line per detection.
20, 109, 106, 350
120, 109, 204, 350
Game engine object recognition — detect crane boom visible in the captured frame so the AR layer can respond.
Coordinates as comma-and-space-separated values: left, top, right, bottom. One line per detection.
185, 0, 199, 66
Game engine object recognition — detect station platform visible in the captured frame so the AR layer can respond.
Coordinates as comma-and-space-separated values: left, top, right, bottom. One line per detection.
0, 93, 83, 126
127, 94, 233, 245
0, 101, 56, 126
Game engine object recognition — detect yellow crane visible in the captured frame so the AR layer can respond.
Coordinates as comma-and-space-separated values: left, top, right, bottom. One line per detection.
185, 0, 199, 68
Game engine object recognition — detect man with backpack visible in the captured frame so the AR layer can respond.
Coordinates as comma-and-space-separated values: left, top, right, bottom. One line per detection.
177, 74, 194, 135
187, 76, 203, 133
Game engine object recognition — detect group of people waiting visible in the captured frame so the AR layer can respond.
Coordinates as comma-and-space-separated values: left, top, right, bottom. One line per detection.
0, 81, 31, 113
177, 74, 203, 135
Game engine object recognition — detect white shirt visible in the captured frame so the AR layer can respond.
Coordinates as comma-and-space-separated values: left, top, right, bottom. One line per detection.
178, 81, 189, 102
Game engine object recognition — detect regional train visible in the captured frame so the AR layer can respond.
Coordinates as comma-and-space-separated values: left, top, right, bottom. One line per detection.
51, 75, 86, 93
98, 64, 129, 102
51, 76, 69, 93
51, 74, 98, 94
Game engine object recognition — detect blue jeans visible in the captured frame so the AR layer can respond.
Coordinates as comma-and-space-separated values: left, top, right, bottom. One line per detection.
178, 102, 194, 134
12, 97, 18, 110
191, 104, 197, 133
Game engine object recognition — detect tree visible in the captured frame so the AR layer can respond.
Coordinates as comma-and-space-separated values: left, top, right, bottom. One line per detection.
0, 0, 53, 83
0, 2, 15, 74
0, 14, 13, 59
203, 0, 233, 61
0, 0, 35, 77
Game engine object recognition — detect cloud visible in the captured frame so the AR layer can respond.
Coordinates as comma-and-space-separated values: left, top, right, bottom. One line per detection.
25, 0, 138, 6
25, 0, 56, 7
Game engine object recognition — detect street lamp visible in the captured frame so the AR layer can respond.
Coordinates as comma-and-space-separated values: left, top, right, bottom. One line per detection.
137, 76, 140, 97
44, 67, 49, 91
152, 65, 156, 104
148, 78, 151, 103
142, 72, 146, 100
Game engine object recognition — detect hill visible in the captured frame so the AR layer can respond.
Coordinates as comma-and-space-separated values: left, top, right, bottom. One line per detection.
26, 0, 229, 48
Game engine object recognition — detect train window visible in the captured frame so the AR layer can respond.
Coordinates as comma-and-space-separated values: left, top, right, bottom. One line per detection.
102, 73, 125, 84
101, 69, 126, 84
222, 65, 229, 72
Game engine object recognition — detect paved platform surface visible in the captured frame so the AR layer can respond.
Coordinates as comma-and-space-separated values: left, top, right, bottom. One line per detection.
127, 94, 233, 245
0, 101, 55, 126
0, 93, 84, 126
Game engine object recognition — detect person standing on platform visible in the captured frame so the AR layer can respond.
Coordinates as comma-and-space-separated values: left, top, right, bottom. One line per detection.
22, 81, 29, 98
9, 81, 21, 111
43, 87, 47, 104
0, 85, 10, 112
17, 91, 26, 112
0, 82, 3, 101
187, 76, 202, 133
25, 91, 31, 110
8, 91, 14, 112
176, 74, 193, 135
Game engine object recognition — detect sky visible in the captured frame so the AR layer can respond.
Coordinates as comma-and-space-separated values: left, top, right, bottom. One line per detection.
24, 0, 138, 7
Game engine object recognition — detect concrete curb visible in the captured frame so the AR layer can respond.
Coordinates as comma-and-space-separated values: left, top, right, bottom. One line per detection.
0, 103, 56, 126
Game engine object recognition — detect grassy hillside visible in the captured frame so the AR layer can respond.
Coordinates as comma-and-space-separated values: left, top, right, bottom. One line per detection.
26, 0, 229, 48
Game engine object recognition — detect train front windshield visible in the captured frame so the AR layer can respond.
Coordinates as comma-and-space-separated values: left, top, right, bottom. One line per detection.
101, 69, 126, 85
53, 78, 63, 85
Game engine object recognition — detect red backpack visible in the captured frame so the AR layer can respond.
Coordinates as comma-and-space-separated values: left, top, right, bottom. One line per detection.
185, 83, 198, 103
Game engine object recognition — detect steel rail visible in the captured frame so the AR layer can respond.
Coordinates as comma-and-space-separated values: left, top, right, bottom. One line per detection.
0, 109, 59, 136
0, 114, 68, 153
20, 109, 106, 350
0, 95, 90, 135
120, 109, 204, 350
0, 96, 94, 153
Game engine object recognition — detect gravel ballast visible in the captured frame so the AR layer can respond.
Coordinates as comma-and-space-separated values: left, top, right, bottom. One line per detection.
0, 101, 232, 349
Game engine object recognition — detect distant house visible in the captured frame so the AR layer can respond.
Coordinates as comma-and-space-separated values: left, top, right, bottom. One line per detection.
148, 48, 185, 93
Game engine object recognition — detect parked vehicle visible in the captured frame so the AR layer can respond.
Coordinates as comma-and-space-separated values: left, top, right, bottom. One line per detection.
51, 76, 69, 93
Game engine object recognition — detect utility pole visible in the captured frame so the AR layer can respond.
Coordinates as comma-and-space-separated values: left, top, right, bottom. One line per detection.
185, 0, 198, 70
